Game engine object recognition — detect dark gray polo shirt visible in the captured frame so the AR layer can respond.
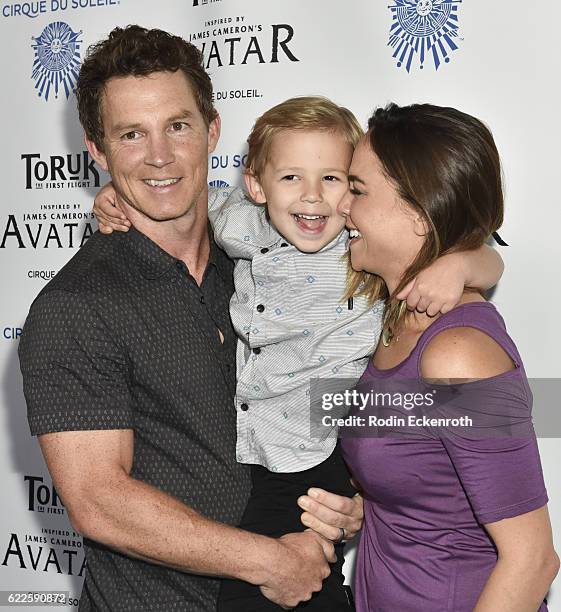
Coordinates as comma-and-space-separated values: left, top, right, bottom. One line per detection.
18, 227, 251, 611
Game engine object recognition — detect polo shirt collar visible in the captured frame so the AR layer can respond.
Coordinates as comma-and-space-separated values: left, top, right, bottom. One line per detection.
121, 226, 227, 281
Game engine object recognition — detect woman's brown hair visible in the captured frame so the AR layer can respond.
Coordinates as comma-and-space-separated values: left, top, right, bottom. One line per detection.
345, 103, 504, 336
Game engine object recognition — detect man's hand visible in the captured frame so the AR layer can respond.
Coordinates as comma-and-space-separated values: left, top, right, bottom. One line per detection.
259, 530, 335, 609
297, 488, 364, 542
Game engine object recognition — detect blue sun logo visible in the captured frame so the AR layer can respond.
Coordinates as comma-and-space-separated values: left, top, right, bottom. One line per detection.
388, 0, 463, 72
31, 22, 83, 102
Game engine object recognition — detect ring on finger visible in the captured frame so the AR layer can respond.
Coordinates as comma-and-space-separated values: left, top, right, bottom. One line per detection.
333, 527, 346, 544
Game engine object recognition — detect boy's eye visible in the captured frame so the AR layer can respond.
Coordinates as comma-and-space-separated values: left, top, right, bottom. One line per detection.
323, 175, 340, 182
281, 175, 298, 181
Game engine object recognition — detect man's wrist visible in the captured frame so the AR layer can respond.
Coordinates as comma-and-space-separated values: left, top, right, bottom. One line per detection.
235, 533, 282, 586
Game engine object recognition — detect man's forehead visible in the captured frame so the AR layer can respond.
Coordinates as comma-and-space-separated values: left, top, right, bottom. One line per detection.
100, 71, 198, 117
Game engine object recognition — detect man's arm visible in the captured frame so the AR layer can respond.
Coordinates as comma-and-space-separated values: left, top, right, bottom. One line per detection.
18, 290, 334, 610
39, 427, 335, 609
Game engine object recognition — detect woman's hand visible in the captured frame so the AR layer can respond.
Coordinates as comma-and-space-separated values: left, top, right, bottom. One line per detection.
92, 182, 131, 234
297, 487, 364, 542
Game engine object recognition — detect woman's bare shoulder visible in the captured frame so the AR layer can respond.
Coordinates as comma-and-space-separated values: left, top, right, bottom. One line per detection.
420, 325, 515, 382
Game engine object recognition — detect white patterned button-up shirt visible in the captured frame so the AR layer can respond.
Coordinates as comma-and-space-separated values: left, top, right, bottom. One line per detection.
209, 187, 383, 472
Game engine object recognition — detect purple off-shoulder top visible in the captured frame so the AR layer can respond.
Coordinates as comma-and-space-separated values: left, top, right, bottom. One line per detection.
341, 302, 548, 611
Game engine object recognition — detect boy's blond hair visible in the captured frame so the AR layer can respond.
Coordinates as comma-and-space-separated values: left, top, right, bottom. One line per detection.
245, 96, 364, 177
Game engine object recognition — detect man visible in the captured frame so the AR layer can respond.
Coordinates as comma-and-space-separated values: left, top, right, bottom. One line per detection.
18, 26, 362, 611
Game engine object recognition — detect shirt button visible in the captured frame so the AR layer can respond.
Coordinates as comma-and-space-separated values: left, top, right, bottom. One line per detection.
252, 347, 261, 355
260, 247, 269, 254
200, 295, 205, 304
240, 403, 249, 411
256, 304, 265, 313
176, 262, 184, 271
281, 242, 288, 247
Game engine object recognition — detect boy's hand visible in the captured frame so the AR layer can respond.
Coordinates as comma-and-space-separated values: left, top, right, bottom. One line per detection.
298, 487, 364, 542
93, 182, 131, 234
397, 252, 466, 316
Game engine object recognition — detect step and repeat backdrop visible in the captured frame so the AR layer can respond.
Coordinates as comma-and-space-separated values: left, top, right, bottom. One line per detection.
1, 0, 560, 608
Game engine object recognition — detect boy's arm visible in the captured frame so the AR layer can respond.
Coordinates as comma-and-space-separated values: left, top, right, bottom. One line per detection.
209, 185, 273, 259
398, 244, 504, 316
460, 244, 504, 290
92, 182, 130, 234
92, 184, 268, 260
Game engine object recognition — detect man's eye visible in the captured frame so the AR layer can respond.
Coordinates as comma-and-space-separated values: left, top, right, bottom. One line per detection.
171, 122, 187, 131
122, 131, 139, 141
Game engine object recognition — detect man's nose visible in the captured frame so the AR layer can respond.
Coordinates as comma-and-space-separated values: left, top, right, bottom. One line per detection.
145, 134, 175, 167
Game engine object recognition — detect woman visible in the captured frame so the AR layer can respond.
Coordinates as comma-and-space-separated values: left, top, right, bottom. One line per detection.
338, 103, 559, 611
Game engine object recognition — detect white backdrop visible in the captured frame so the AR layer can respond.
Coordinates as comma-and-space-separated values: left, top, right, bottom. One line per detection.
1, 0, 560, 609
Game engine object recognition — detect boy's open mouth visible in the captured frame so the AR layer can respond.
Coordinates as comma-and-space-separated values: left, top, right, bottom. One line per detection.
292, 213, 328, 233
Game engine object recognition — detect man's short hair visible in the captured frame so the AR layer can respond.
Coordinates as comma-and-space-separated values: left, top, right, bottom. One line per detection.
76, 25, 217, 149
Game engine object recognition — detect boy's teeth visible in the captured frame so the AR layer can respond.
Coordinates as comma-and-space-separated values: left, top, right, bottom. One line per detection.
144, 178, 180, 187
349, 229, 362, 238
295, 214, 323, 220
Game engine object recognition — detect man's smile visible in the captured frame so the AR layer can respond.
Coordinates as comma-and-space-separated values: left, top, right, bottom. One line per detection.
143, 178, 182, 188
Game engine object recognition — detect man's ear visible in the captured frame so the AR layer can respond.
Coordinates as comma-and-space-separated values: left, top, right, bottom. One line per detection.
244, 172, 267, 204
84, 134, 108, 173
207, 114, 221, 154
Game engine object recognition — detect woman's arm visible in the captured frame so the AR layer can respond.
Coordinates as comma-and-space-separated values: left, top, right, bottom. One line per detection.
474, 507, 559, 612
421, 326, 559, 610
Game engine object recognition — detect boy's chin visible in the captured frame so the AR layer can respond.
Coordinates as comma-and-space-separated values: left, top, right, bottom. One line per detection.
289, 234, 339, 253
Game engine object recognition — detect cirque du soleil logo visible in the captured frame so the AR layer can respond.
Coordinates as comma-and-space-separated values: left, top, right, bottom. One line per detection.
388, 0, 463, 72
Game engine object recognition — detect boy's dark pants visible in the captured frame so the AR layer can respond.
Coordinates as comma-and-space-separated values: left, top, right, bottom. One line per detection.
217, 443, 356, 611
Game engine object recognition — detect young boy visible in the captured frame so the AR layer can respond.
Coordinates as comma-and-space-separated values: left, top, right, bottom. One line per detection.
93, 96, 504, 611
